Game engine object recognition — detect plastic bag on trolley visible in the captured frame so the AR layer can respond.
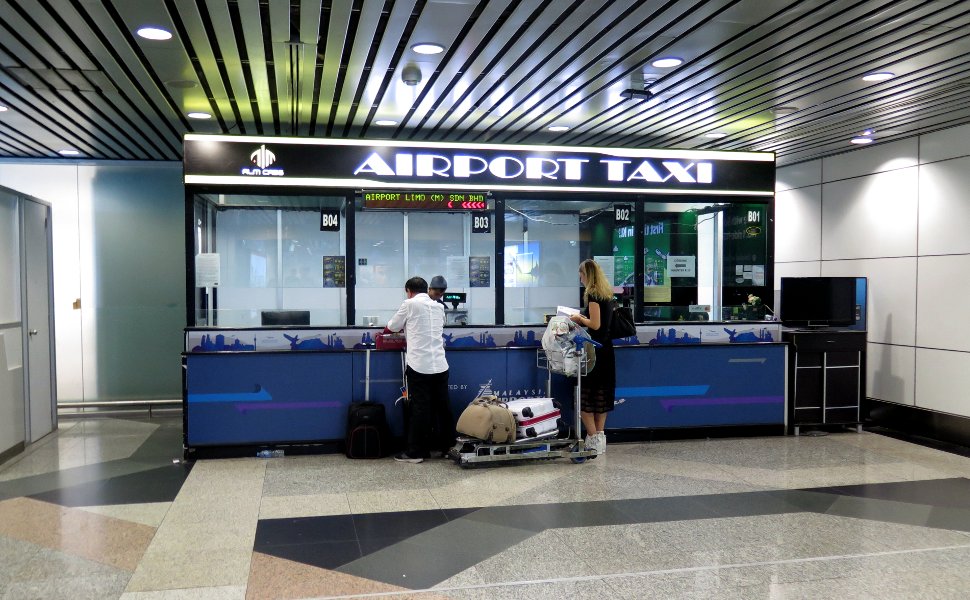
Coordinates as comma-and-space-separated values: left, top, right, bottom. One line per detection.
541, 316, 598, 376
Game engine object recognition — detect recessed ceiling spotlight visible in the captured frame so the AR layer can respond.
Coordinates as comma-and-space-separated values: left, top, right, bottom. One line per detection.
58, 149, 80, 156
651, 57, 683, 68
0, 105, 8, 112
862, 129, 873, 135
850, 137, 873, 144
136, 26, 173, 41
548, 125, 570, 132
773, 106, 798, 115
187, 112, 212, 120
862, 71, 894, 82
705, 132, 727, 138
411, 43, 445, 55
374, 119, 398, 126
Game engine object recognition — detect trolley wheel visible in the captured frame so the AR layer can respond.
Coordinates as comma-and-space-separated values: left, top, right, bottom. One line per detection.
568, 441, 595, 463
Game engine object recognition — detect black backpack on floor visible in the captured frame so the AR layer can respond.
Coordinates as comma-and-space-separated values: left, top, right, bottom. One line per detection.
345, 401, 392, 459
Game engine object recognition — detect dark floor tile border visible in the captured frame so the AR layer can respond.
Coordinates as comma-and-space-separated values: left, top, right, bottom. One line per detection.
27, 463, 193, 507
802, 477, 970, 510
255, 477, 970, 587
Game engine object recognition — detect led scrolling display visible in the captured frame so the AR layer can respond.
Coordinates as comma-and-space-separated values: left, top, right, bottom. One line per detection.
362, 191, 487, 210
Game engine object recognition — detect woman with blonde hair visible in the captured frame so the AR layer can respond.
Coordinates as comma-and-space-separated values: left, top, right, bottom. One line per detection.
568, 259, 616, 454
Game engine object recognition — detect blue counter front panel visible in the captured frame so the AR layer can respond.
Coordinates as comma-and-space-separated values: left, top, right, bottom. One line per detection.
610, 344, 786, 428
185, 344, 785, 447
186, 352, 353, 445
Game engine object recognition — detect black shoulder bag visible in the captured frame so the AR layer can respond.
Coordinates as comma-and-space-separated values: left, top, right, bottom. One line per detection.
609, 300, 637, 339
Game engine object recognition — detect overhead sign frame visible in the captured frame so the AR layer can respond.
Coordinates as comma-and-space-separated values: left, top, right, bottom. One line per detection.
184, 135, 775, 196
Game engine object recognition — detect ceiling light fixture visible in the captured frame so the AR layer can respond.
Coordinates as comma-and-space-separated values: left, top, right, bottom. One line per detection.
705, 132, 727, 138
187, 112, 212, 119
58, 149, 80, 156
862, 71, 894, 82
651, 57, 683, 68
136, 26, 173, 41
0, 105, 8, 112
401, 64, 422, 86
548, 125, 570, 132
620, 72, 656, 101
850, 137, 873, 144
411, 43, 444, 55
374, 119, 398, 126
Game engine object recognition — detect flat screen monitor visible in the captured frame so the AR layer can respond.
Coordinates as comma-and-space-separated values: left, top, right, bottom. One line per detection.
260, 310, 310, 326
780, 277, 856, 328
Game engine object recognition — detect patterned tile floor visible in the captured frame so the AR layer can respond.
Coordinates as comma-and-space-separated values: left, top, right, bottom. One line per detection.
3, 417, 970, 598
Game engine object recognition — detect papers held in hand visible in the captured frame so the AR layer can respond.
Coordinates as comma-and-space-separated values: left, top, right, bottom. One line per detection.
557, 305, 580, 317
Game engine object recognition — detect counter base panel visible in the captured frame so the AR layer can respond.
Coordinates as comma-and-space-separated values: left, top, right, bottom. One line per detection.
183, 344, 787, 452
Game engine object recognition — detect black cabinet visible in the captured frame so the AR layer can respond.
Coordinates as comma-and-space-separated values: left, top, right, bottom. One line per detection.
782, 330, 866, 435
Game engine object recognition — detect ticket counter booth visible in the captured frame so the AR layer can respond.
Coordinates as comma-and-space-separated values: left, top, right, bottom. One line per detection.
182, 136, 784, 457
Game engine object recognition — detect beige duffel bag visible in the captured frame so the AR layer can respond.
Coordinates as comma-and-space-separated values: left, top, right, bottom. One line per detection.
455, 395, 515, 443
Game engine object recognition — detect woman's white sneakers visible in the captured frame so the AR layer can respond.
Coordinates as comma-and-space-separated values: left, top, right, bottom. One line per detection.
584, 432, 607, 455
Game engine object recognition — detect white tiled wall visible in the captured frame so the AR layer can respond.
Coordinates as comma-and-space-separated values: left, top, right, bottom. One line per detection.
822, 257, 917, 346
775, 186, 822, 263
776, 126, 970, 419
867, 343, 915, 407
915, 255, 970, 353
917, 157, 970, 256
820, 168, 918, 260
915, 348, 970, 415
821, 138, 918, 181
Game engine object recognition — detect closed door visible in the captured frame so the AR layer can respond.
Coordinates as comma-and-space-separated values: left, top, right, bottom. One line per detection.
23, 199, 54, 442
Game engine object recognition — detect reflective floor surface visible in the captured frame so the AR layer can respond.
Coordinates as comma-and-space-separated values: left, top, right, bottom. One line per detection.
2, 417, 970, 599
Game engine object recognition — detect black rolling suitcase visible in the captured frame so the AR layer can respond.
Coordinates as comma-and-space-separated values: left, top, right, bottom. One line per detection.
345, 349, 392, 458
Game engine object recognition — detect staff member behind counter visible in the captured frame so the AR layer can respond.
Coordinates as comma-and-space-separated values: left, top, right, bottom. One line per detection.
428, 275, 447, 306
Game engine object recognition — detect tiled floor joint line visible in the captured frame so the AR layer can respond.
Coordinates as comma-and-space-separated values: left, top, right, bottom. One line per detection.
313, 542, 970, 599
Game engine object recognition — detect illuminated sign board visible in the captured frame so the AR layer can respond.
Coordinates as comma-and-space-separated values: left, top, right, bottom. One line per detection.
362, 191, 488, 210
184, 136, 775, 196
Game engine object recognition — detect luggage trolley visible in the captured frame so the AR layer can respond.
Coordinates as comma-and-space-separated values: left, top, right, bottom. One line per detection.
448, 336, 600, 468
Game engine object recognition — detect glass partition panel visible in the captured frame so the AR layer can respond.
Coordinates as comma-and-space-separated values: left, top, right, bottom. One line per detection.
504, 199, 602, 325
637, 200, 769, 322
720, 202, 770, 320
356, 206, 494, 325
191, 194, 347, 327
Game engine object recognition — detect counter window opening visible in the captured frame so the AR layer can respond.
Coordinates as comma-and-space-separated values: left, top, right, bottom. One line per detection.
190, 193, 349, 327
188, 191, 772, 327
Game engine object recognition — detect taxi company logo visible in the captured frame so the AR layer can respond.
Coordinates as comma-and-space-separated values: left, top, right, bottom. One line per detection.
251, 145, 276, 168
242, 145, 284, 176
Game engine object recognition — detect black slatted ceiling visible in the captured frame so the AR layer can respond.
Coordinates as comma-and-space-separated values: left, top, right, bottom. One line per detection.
0, 0, 969, 165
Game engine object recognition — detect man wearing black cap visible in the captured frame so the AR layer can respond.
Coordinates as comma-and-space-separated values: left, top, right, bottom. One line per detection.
428, 275, 447, 306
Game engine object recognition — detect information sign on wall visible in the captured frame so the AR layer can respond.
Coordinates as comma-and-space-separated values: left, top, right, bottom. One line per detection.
471, 212, 491, 233
320, 208, 340, 231
668, 255, 696, 277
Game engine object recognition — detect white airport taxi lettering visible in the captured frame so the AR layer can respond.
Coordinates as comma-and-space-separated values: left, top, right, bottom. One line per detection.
353, 152, 713, 184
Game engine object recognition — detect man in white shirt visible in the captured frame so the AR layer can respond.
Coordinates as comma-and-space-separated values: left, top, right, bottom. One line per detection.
386, 276, 452, 463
